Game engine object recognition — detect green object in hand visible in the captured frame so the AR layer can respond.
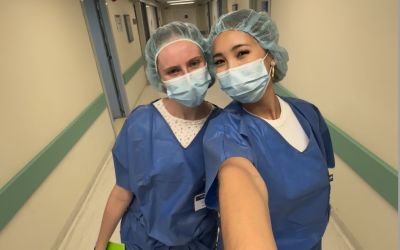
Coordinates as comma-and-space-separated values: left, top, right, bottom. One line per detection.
106, 242, 125, 250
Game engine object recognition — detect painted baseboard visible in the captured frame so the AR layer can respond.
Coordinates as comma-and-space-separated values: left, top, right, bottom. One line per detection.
330, 211, 364, 250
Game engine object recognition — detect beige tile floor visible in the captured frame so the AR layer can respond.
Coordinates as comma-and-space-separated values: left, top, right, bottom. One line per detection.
59, 85, 354, 250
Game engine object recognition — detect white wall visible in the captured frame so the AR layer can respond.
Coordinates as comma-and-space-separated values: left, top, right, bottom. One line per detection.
161, 4, 206, 32
106, 0, 148, 110
271, 1, 398, 249
227, 0, 249, 12
0, 0, 115, 249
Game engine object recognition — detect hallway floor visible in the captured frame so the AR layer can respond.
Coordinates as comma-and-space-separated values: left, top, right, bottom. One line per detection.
59, 85, 355, 250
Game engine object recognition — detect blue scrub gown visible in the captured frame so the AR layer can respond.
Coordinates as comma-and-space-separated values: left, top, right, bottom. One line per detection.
113, 100, 221, 250
203, 96, 335, 250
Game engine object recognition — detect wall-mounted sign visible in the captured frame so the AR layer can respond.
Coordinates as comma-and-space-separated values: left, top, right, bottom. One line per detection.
114, 15, 123, 32
232, 4, 238, 11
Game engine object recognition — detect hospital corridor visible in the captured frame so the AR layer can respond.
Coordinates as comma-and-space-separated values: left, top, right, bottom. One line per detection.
0, 0, 398, 250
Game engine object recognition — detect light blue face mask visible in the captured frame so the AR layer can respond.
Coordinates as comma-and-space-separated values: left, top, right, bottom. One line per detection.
163, 65, 211, 107
217, 53, 272, 103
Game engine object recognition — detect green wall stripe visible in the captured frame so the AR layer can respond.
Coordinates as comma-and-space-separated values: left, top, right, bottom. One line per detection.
0, 94, 107, 232
274, 83, 398, 210
122, 56, 144, 85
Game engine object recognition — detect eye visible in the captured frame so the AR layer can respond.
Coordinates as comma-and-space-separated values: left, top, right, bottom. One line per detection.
168, 68, 179, 76
190, 60, 200, 67
214, 59, 225, 66
237, 50, 250, 58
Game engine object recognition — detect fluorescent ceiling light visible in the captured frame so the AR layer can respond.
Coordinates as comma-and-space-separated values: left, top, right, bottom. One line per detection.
167, 0, 193, 3
167, 0, 194, 3
170, 1, 194, 5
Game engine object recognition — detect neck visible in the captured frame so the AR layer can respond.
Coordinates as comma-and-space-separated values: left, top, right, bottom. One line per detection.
162, 98, 211, 120
242, 83, 281, 120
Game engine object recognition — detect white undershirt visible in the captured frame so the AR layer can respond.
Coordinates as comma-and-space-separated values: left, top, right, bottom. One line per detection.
245, 96, 309, 152
154, 99, 214, 148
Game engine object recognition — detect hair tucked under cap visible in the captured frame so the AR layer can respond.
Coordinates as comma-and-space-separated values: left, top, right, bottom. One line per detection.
207, 9, 289, 83
145, 21, 212, 93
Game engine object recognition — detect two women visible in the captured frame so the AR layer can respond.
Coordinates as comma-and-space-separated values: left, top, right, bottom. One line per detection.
203, 9, 335, 250
96, 9, 334, 250
95, 21, 271, 250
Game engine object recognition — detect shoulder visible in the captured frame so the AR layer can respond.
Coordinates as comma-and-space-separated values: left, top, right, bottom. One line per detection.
279, 95, 315, 108
279, 96, 322, 115
120, 103, 158, 133
127, 103, 157, 121
209, 108, 243, 127
207, 102, 249, 136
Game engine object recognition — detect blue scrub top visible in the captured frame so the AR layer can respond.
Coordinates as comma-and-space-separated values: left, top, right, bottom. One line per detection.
113, 100, 221, 250
203, 96, 335, 250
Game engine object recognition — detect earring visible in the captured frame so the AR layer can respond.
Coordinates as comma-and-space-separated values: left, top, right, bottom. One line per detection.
271, 66, 275, 79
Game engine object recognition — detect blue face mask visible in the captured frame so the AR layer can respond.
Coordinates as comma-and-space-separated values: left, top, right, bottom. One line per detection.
163, 65, 211, 107
217, 53, 272, 103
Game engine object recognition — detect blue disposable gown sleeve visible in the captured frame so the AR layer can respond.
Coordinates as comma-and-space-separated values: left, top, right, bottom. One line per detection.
315, 106, 335, 169
203, 113, 257, 210
112, 121, 132, 191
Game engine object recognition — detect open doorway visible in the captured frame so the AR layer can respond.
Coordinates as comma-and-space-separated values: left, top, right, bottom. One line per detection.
140, 3, 161, 41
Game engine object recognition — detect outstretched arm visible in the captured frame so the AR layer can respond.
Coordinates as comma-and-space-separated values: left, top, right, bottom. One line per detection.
218, 157, 276, 250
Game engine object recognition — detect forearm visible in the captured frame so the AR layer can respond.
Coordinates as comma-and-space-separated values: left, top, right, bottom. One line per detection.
218, 161, 276, 250
95, 185, 133, 250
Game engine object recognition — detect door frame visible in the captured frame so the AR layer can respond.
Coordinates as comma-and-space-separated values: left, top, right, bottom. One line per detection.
96, 0, 130, 116
204, 2, 210, 35
81, 0, 130, 121
154, 7, 160, 28
140, 2, 151, 41
206, 2, 212, 32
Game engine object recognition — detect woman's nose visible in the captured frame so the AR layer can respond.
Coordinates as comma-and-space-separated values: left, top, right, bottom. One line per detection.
182, 68, 190, 75
227, 61, 238, 70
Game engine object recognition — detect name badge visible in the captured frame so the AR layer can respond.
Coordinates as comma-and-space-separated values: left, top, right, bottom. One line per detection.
194, 193, 206, 211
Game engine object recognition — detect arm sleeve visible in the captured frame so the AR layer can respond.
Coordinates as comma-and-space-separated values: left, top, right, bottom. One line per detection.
316, 108, 335, 169
112, 121, 132, 191
203, 114, 256, 210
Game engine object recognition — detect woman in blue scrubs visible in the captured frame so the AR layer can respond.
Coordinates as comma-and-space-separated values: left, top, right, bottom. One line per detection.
203, 9, 335, 250
94, 22, 221, 250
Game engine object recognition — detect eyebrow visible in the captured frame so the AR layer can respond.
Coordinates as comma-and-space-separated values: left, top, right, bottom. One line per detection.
163, 65, 179, 73
213, 44, 250, 58
187, 55, 202, 62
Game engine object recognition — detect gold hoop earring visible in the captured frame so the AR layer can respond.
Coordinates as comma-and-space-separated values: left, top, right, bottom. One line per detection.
271, 66, 275, 79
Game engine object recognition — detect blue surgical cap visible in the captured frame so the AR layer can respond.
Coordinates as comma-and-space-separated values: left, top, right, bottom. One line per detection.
145, 22, 211, 93
207, 9, 289, 83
